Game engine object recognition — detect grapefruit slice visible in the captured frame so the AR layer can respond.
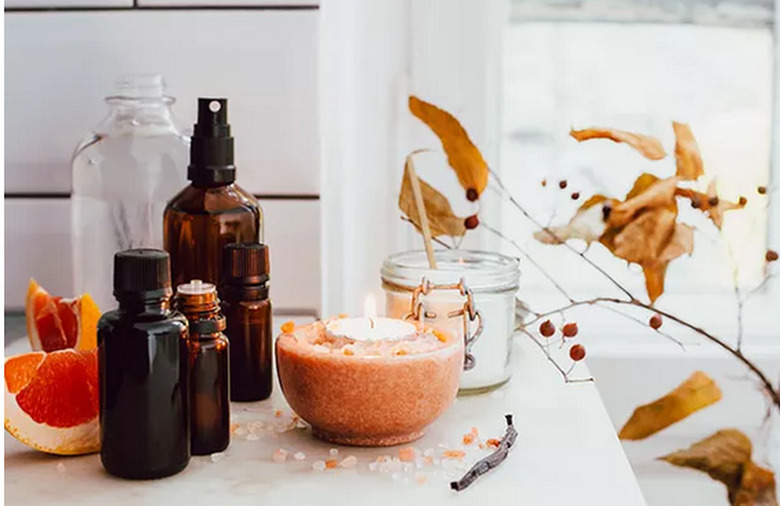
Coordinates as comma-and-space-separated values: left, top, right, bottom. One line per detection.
4, 349, 99, 455
25, 279, 100, 352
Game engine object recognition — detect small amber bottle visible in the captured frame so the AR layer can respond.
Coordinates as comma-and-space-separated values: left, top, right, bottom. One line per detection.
164, 98, 263, 287
98, 249, 190, 479
175, 280, 230, 455
220, 243, 272, 401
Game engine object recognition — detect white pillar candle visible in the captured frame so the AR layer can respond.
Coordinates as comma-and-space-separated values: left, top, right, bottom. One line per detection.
326, 294, 416, 342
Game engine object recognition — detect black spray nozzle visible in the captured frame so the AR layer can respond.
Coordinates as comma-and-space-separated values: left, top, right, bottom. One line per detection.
188, 97, 236, 185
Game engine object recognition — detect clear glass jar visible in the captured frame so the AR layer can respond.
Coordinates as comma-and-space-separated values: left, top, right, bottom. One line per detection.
71, 74, 188, 310
381, 250, 520, 393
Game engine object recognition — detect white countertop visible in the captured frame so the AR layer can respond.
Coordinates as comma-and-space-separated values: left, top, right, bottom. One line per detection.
5, 324, 646, 505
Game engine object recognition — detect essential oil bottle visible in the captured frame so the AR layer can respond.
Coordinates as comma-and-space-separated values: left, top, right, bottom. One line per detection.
98, 249, 190, 480
175, 280, 230, 455
164, 98, 263, 288
220, 243, 272, 402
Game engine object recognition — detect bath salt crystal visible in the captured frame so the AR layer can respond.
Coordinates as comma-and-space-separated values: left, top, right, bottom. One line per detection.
414, 473, 428, 485
403, 462, 414, 472
210, 452, 225, 463
295, 418, 308, 429
368, 462, 379, 472
246, 434, 259, 441
329, 448, 339, 457
235, 426, 247, 436
56, 462, 66, 473
272, 448, 289, 463
339, 456, 357, 468
398, 447, 416, 462
274, 409, 284, 418
423, 448, 434, 458
312, 344, 330, 354
437, 443, 448, 449
312, 460, 326, 472
230, 423, 242, 434
294, 452, 307, 461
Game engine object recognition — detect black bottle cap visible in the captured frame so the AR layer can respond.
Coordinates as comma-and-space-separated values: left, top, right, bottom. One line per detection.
222, 243, 270, 286
187, 98, 236, 185
113, 249, 172, 299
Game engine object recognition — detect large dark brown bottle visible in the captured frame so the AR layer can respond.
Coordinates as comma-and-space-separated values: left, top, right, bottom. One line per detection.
164, 98, 263, 288
98, 249, 190, 479
220, 243, 272, 401
175, 280, 230, 455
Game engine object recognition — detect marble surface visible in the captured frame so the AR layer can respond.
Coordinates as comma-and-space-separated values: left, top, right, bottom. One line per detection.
5, 326, 646, 505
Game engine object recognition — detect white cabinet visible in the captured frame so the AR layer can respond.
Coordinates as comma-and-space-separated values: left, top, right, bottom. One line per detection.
5, 199, 321, 313
5, 10, 320, 196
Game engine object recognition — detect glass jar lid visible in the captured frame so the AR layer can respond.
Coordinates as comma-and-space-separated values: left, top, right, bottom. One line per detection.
381, 250, 520, 294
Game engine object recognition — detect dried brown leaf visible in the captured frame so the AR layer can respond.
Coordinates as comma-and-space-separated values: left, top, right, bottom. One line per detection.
570, 127, 667, 160
660, 429, 776, 506
399, 161, 466, 238
642, 262, 669, 303
734, 461, 778, 506
608, 175, 679, 228
619, 371, 722, 440
612, 207, 677, 264
658, 223, 694, 264
409, 96, 489, 199
673, 121, 704, 181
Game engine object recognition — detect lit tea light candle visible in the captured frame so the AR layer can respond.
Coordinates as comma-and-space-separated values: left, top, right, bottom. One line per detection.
326, 294, 416, 342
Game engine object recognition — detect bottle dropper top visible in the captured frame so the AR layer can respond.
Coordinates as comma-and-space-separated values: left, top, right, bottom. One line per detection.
188, 98, 236, 185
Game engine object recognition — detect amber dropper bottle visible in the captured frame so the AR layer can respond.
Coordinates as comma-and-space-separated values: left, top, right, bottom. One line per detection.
164, 98, 263, 287
220, 243, 272, 401
98, 249, 190, 479
175, 280, 230, 455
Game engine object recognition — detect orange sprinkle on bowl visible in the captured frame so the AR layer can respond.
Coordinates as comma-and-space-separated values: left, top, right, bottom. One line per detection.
398, 447, 416, 462
325, 459, 338, 469
280, 321, 295, 333
432, 329, 448, 343
442, 450, 466, 459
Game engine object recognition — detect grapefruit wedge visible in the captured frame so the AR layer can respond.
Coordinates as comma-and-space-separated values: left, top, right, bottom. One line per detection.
25, 279, 100, 352
4, 349, 99, 455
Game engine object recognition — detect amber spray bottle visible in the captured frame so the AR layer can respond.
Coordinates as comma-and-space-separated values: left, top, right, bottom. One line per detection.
164, 98, 263, 287
98, 249, 190, 479
220, 243, 272, 401
175, 280, 230, 455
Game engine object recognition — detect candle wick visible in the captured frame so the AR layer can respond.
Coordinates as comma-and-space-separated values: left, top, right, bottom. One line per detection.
369, 317, 375, 330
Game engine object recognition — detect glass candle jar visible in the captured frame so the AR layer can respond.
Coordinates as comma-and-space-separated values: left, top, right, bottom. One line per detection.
381, 250, 520, 393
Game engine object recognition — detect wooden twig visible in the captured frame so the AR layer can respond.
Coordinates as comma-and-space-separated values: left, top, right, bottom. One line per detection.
405, 155, 437, 269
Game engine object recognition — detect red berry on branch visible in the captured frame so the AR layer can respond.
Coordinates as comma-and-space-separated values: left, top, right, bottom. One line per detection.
649, 314, 663, 330
466, 188, 479, 202
562, 322, 578, 338
558, 180, 568, 190
539, 320, 555, 338
464, 215, 480, 230
571, 192, 580, 200
758, 186, 767, 195
569, 344, 586, 362
707, 196, 719, 207
541, 179, 547, 187
767, 250, 779, 262
739, 196, 748, 206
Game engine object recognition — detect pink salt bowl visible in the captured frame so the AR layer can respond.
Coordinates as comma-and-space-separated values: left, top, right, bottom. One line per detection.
276, 319, 464, 446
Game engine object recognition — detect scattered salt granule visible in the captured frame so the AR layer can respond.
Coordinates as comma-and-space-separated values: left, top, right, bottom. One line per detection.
368, 461, 379, 472
272, 448, 289, 463
423, 448, 434, 458
325, 459, 338, 469
486, 438, 501, 449
414, 473, 428, 485
312, 460, 326, 471
230, 423, 242, 434
437, 442, 448, 449
329, 448, 339, 457
234, 426, 247, 436
246, 434, 259, 441
403, 463, 414, 472
56, 462, 66, 473
398, 447, 416, 462
312, 344, 330, 354
339, 456, 357, 468
274, 409, 283, 418
210, 452, 225, 463
294, 452, 306, 461
422, 456, 434, 466
441, 450, 466, 460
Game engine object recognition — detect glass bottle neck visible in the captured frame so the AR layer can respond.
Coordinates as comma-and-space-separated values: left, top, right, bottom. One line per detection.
117, 296, 173, 316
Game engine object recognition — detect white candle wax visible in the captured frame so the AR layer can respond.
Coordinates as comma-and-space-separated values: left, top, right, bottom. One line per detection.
325, 317, 416, 342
